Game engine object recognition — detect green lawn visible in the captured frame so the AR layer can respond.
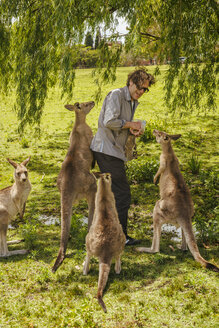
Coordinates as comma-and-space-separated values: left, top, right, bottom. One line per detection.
0, 67, 218, 328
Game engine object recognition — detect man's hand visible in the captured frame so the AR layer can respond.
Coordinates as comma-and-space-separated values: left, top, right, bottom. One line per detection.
122, 121, 144, 136
129, 121, 143, 136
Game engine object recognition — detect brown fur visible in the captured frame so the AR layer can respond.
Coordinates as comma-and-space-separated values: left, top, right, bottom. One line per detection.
52, 101, 97, 272
137, 130, 218, 272
125, 134, 137, 161
0, 157, 31, 257
83, 173, 126, 312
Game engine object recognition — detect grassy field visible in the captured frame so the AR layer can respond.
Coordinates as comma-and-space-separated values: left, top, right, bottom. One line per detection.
0, 67, 218, 328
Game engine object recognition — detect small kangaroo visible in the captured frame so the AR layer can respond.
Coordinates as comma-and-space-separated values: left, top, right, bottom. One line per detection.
52, 101, 97, 272
0, 157, 31, 257
125, 134, 137, 161
83, 172, 126, 313
137, 130, 218, 272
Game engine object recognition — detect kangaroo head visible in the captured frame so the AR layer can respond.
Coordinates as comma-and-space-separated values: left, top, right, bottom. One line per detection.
92, 172, 112, 191
101, 173, 111, 183
7, 157, 30, 183
153, 129, 181, 144
65, 101, 95, 115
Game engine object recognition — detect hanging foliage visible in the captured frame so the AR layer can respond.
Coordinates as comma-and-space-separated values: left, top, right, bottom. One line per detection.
0, 0, 218, 130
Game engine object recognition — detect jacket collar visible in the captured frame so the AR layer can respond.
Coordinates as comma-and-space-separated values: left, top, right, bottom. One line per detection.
123, 86, 139, 106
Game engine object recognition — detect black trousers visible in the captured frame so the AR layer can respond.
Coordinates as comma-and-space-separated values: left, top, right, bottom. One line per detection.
93, 151, 131, 237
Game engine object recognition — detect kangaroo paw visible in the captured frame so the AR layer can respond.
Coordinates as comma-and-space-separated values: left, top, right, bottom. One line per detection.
135, 247, 158, 253
98, 295, 107, 313
0, 249, 28, 257
52, 251, 65, 273
7, 239, 24, 245
206, 262, 219, 273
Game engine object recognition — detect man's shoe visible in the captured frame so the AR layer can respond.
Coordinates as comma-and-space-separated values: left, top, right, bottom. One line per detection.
125, 236, 141, 246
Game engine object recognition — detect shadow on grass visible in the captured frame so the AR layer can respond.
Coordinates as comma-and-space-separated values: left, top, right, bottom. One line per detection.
28, 154, 61, 176
28, 188, 60, 216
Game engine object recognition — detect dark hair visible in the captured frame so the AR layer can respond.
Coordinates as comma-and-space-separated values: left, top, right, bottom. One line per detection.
126, 69, 155, 87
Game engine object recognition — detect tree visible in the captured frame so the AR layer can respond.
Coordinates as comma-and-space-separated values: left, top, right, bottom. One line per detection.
95, 29, 101, 49
85, 32, 93, 48
0, 0, 218, 130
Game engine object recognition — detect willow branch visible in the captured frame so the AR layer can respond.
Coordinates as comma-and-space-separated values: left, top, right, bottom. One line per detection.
140, 32, 160, 40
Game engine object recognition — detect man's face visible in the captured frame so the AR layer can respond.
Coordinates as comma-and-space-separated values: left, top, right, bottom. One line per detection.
128, 79, 150, 101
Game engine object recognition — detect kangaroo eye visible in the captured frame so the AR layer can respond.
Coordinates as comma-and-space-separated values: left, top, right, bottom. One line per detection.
164, 136, 169, 140
17, 172, 20, 176
105, 174, 110, 180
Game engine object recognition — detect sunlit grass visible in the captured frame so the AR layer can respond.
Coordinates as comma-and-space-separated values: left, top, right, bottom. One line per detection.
0, 66, 218, 327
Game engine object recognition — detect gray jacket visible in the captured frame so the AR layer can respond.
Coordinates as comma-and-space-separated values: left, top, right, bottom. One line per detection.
90, 86, 139, 161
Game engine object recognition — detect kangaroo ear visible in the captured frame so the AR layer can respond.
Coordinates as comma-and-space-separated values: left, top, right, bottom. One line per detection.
92, 171, 102, 180
170, 134, 181, 140
21, 157, 31, 166
65, 103, 80, 111
64, 104, 75, 111
7, 158, 18, 168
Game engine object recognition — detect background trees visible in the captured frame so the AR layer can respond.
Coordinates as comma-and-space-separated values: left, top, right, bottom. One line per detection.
0, 0, 218, 130
85, 32, 93, 48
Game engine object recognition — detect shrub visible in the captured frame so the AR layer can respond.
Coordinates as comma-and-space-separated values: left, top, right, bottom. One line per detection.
187, 154, 202, 174
194, 211, 219, 244
199, 170, 218, 189
20, 137, 29, 148
126, 157, 159, 183
140, 121, 167, 143
20, 221, 39, 249
192, 169, 218, 243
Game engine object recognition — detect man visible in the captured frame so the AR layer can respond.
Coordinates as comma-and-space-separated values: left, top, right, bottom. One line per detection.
91, 69, 155, 245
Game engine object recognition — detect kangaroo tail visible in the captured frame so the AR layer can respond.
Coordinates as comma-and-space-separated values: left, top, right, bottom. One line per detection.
97, 262, 110, 313
52, 194, 73, 273
182, 224, 219, 272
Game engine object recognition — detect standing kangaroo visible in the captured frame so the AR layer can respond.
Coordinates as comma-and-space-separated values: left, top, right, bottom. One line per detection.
0, 157, 31, 257
137, 130, 218, 272
52, 101, 97, 272
83, 172, 126, 313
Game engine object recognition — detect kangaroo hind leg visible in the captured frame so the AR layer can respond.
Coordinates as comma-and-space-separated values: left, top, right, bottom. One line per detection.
52, 191, 75, 272
115, 255, 121, 274
181, 228, 188, 251
83, 253, 91, 275
0, 209, 10, 257
136, 200, 164, 253
86, 181, 96, 230
0, 210, 28, 257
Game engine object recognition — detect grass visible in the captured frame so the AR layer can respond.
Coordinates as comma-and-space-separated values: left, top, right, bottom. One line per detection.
0, 67, 218, 327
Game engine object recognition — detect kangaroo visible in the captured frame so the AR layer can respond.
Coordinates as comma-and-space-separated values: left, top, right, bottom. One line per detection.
125, 120, 145, 161
52, 101, 97, 272
137, 130, 218, 272
0, 157, 31, 257
125, 134, 137, 161
83, 172, 126, 313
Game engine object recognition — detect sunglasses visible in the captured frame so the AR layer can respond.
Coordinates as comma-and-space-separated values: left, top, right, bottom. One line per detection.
136, 85, 149, 93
